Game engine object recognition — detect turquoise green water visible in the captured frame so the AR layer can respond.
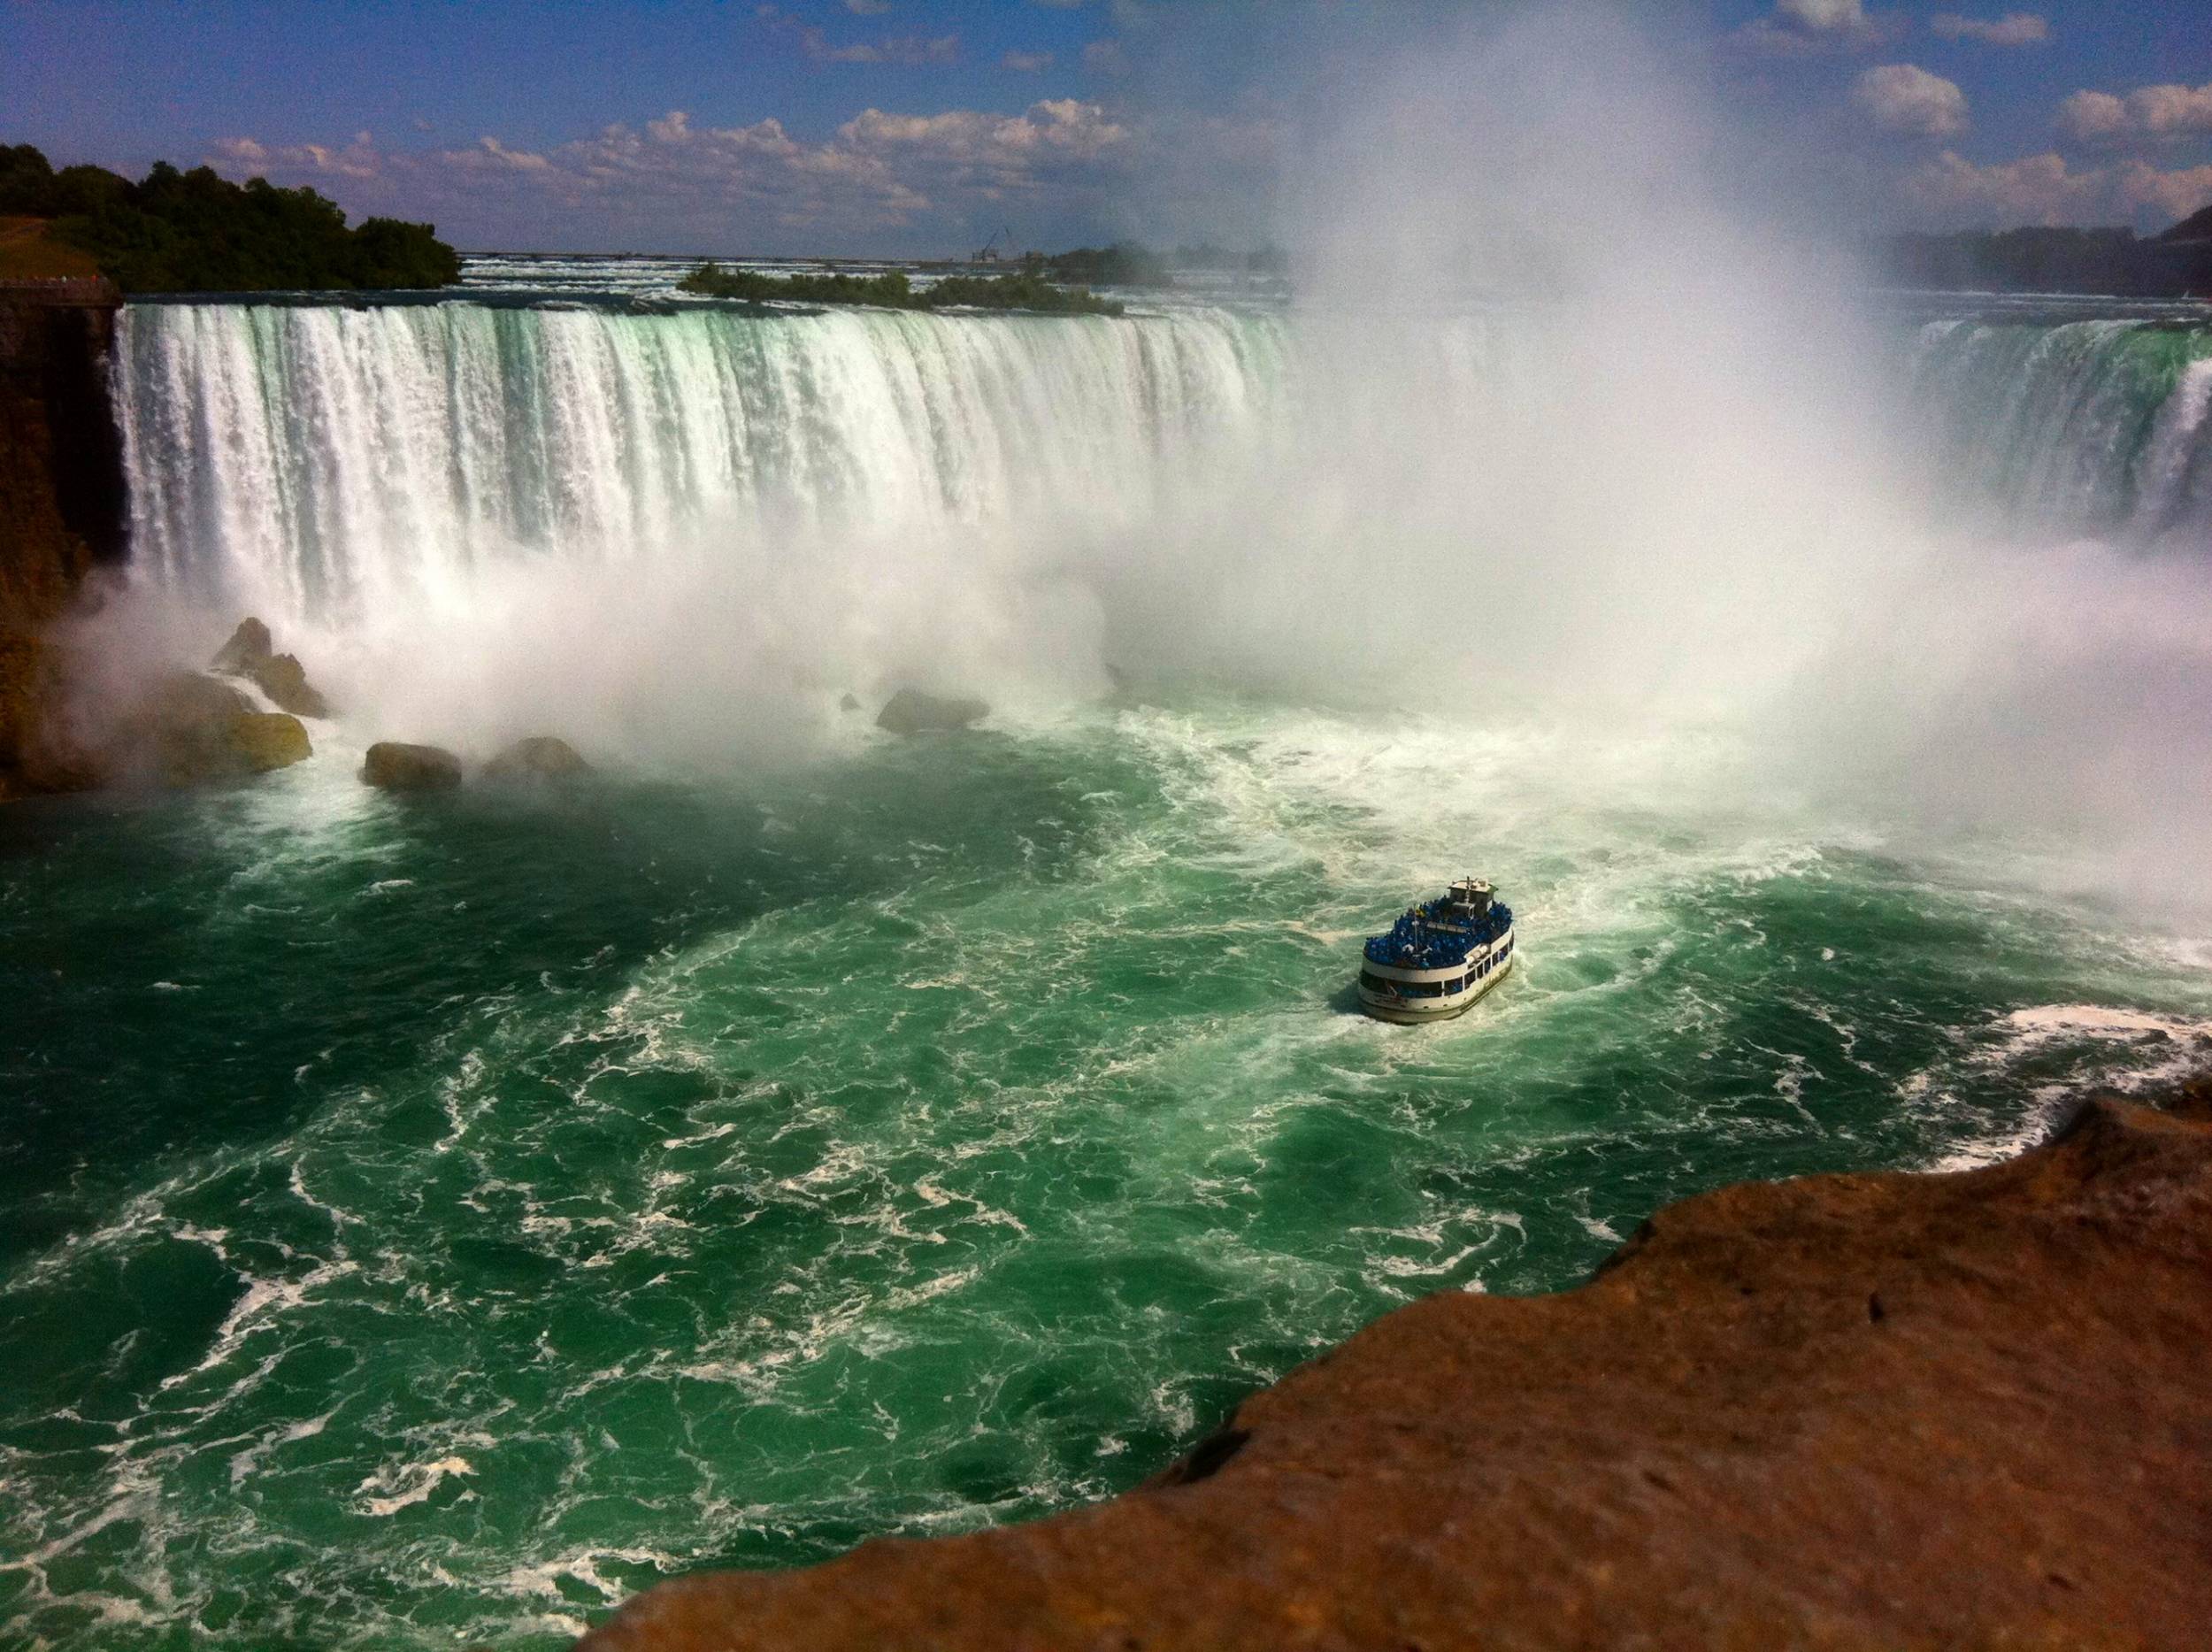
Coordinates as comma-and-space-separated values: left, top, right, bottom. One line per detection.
4, 695, 2208, 1648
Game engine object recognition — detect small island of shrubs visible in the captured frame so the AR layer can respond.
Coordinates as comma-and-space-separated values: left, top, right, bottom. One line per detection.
0, 142, 460, 294
677, 261, 1125, 317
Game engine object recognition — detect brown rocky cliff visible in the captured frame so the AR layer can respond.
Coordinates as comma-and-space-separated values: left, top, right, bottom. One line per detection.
579, 1085, 2212, 1651
0, 291, 127, 797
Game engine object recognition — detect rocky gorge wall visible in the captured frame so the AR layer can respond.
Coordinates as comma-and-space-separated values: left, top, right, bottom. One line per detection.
580, 1081, 2212, 1651
0, 290, 127, 797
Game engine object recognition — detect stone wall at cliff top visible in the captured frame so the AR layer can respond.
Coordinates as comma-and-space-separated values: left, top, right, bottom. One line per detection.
581, 1080, 2212, 1650
0, 292, 127, 798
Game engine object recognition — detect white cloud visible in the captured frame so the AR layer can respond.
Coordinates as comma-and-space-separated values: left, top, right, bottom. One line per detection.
211, 131, 383, 180
1929, 12, 2047, 46
1901, 150, 2098, 222
1002, 50, 1054, 73
204, 96, 1156, 250
1779, 0, 1865, 28
1854, 64, 1969, 138
2116, 159, 2212, 221
1901, 150, 2212, 227
2059, 81, 2212, 145
2055, 91, 2127, 142
1733, 0, 1899, 57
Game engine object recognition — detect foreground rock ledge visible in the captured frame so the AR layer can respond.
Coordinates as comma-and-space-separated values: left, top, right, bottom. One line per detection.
580, 1087, 2212, 1651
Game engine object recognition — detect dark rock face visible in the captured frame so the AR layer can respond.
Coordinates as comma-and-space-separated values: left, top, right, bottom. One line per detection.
0, 296, 126, 798
875, 688, 987, 735
361, 741, 462, 791
578, 1086, 2212, 1652
209, 618, 273, 674
839, 693, 863, 714
482, 735, 591, 781
209, 616, 331, 718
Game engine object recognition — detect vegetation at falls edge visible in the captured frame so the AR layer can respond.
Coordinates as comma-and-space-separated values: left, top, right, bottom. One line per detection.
678, 261, 1125, 317
0, 143, 459, 294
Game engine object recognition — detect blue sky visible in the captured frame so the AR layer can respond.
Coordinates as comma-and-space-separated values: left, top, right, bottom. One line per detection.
3, 1, 2208, 254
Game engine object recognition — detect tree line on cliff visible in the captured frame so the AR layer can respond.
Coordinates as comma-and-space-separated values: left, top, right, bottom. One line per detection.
677, 262, 1127, 316
0, 144, 459, 294
1876, 216, 2212, 299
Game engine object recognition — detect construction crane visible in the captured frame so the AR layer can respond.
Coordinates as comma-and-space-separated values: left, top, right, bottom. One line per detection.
974, 225, 1017, 264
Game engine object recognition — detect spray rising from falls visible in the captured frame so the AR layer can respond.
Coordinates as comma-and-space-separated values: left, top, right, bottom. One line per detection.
105, 296, 2212, 859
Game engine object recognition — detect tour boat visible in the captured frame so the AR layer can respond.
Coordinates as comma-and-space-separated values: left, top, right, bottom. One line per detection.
1356, 878, 1516, 1024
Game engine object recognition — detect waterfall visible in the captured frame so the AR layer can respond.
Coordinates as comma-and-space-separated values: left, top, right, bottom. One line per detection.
1908, 316, 2212, 542
111, 302, 1291, 629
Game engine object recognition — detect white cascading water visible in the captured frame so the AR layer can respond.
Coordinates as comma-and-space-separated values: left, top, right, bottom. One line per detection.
116, 305, 2212, 637
1908, 317, 2212, 541
111, 302, 1291, 630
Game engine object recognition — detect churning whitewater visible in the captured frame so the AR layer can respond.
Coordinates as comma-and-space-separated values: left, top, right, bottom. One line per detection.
4, 267, 2212, 1651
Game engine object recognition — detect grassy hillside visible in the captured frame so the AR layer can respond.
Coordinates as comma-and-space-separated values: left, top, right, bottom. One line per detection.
0, 217, 104, 282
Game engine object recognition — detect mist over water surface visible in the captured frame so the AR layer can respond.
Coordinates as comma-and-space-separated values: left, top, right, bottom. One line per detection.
8, 14, 2212, 1648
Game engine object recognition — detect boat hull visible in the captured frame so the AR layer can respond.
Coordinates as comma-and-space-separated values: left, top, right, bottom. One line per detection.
1356, 945, 1515, 1024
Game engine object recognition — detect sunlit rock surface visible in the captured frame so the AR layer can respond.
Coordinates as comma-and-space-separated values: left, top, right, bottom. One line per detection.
127, 671, 311, 785
580, 1085, 2212, 1651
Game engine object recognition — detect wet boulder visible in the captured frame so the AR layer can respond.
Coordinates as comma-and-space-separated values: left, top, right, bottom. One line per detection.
361, 741, 462, 791
251, 653, 329, 718
209, 619, 273, 675
227, 712, 312, 772
481, 735, 591, 782
876, 688, 988, 735
840, 693, 863, 714
136, 671, 311, 785
210, 616, 331, 718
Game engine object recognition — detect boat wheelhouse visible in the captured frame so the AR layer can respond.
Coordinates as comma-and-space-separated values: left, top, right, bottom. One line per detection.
1356, 877, 1516, 1024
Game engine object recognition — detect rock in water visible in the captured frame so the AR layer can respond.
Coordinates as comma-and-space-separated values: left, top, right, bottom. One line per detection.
251, 653, 329, 718
576, 1085, 2212, 1652
209, 616, 331, 718
134, 671, 311, 785
227, 711, 311, 772
482, 735, 591, 781
839, 693, 862, 714
209, 618, 273, 675
875, 688, 987, 735
361, 741, 462, 791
